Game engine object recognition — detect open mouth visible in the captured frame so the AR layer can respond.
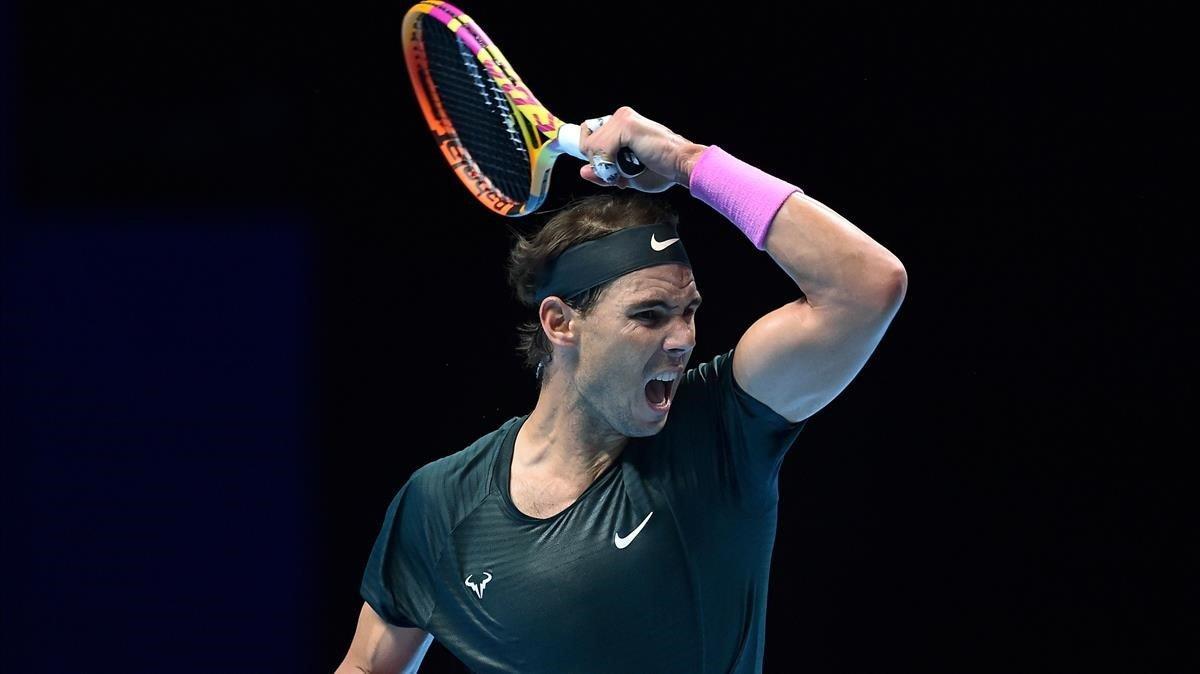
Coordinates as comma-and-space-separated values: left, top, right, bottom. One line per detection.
643, 377, 674, 413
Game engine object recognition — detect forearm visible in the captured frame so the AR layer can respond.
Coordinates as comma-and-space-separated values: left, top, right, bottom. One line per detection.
680, 143, 906, 311
761, 192, 906, 311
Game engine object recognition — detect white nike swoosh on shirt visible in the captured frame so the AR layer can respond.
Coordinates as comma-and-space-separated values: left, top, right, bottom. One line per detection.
650, 235, 680, 251
614, 511, 654, 549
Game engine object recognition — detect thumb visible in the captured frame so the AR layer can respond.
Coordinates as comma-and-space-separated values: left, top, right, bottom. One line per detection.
580, 164, 630, 188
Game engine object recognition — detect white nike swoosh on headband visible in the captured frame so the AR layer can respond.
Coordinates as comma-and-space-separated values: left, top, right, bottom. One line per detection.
650, 235, 680, 251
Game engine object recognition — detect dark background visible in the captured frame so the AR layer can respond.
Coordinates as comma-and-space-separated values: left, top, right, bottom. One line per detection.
2, 2, 1191, 672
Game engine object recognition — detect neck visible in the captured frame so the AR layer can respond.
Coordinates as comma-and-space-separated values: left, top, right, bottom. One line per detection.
516, 370, 628, 484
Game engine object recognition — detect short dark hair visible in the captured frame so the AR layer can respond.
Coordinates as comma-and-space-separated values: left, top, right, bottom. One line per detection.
505, 193, 679, 382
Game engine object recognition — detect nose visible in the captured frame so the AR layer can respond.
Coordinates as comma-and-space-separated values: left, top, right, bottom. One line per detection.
663, 314, 696, 358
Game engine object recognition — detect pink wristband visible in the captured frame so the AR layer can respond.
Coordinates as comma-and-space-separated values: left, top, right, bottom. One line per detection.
687, 145, 803, 250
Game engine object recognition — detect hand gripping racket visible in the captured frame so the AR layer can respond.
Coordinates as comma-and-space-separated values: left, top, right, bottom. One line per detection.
401, 1, 644, 217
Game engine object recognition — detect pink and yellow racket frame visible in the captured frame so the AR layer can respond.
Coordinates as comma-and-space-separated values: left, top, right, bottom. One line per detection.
402, 1, 573, 217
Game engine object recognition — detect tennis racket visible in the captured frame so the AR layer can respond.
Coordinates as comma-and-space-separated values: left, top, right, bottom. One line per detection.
401, 1, 643, 217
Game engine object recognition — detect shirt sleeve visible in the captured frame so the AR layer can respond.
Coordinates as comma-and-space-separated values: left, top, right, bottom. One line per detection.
666, 346, 807, 511
359, 468, 439, 629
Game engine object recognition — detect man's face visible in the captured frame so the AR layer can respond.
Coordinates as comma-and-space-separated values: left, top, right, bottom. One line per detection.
569, 263, 701, 437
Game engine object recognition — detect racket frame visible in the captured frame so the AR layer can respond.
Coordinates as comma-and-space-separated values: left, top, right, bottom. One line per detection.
402, 1, 575, 216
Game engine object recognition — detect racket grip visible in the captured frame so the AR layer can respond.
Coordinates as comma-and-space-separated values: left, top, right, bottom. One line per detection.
616, 149, 644, 177
556, 124, 588, 161
554, 124, 646, 178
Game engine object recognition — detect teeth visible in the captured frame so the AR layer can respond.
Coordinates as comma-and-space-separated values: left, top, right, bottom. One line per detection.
651, 372, 678, 383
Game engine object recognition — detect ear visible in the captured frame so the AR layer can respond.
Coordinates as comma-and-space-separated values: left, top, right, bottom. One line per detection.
539, 296, 579, 351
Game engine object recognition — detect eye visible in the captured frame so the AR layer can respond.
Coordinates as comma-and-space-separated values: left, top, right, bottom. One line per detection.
634, 311, 659, 321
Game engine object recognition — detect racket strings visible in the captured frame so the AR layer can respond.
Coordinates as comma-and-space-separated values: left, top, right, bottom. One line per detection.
421, 16, 530, 203
453, 40, 522, 150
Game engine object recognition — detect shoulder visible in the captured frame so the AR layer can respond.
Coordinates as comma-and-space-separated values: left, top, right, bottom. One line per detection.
416, 416, 516, 487
399, 417, 518, 525
676, 346, 803, 431
681, 348, 734, 387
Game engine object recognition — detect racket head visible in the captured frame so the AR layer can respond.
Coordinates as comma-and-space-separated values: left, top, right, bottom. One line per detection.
402, 1, 565, 217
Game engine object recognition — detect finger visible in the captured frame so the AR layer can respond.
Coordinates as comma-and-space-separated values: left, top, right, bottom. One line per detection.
580, 164, 628, 188
584, 115, 611, 135
590, 152, 620, 183
580, 114, 614, 156
581, 113, 621, 183
580, 164, 607, 186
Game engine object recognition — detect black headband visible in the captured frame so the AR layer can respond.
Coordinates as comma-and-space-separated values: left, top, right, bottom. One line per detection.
533, 223, 691, 303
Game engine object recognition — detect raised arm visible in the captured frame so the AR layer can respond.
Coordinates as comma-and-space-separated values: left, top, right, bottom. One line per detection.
723, 189, 906, 423
579, 106, 907, 423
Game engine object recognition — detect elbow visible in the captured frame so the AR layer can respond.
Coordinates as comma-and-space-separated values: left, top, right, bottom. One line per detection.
869, 257, 907, 316
889, 260, 908, 307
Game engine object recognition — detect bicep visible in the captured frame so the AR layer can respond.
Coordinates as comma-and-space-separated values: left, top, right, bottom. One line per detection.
732, 297, 900, 423
336, 602, 433, 674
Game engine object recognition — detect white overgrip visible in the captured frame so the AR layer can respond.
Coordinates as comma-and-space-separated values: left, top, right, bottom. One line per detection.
553, 123, 588, 161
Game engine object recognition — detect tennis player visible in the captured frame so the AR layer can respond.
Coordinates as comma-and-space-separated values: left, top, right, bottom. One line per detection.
335, 106, 907, 673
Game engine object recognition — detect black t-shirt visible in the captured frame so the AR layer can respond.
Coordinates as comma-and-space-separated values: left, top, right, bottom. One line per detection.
361, 347, 806, 673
